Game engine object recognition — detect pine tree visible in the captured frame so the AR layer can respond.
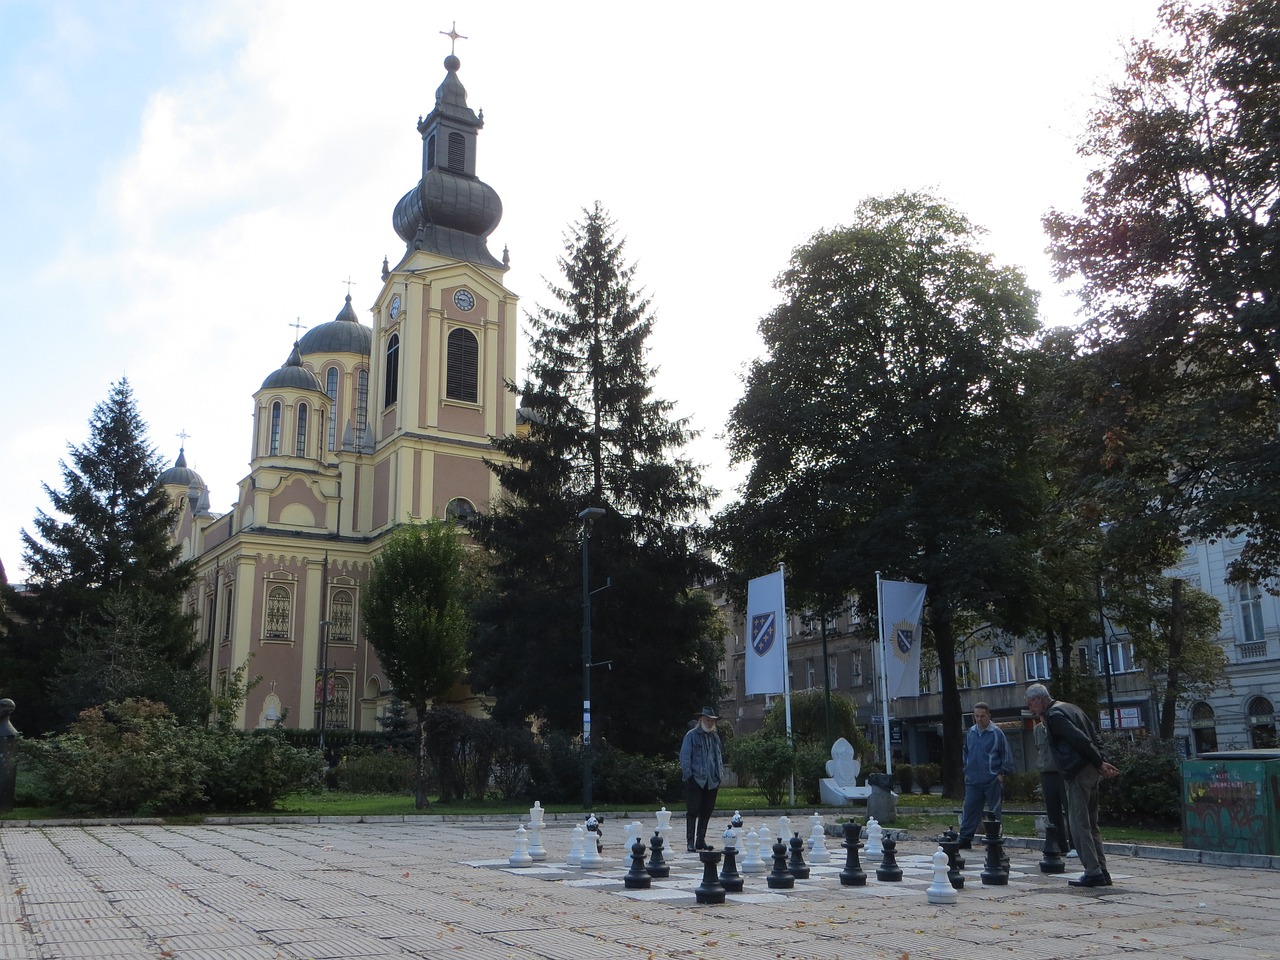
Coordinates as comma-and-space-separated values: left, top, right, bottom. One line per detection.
471, 204, 723, 755
4, 379, 201, 730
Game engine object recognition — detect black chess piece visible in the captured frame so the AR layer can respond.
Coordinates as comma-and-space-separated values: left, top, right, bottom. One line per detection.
979, 811, 1008, 886
646, 830, 670, 879
719, 841, 744, 893
787, 833, 811, 880
766, 838, 795, 889
937, 830, 965, 889
1039, 822, 1066, 874
839, 820, 866, 887
875, 834, 903, 882
624, 837, 651, 889
695, 849, 726, 904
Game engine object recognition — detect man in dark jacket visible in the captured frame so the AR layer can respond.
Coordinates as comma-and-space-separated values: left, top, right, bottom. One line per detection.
679, 706, 723, 852
1026, 683, 1118, 887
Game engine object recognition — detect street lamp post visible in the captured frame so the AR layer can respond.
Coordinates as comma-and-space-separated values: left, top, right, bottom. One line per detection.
318, 619, 331, 753
578, 506, 606, 810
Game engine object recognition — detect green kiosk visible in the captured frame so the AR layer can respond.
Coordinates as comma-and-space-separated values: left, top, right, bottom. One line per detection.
1182, 749, 1280, 855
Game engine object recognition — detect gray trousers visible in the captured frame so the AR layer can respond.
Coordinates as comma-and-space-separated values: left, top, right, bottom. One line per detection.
1065, 764, 1108, 876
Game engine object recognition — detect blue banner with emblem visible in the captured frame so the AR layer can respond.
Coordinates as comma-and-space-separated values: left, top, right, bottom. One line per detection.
746, 569, 787, 695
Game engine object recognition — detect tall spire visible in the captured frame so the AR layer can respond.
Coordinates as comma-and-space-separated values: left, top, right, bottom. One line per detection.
392, 52, 504, 269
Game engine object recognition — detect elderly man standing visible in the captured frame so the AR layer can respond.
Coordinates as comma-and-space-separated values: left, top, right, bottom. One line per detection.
679, 706, 723, 852
958, 702, 1014, 848
1026, 683, 1119, 887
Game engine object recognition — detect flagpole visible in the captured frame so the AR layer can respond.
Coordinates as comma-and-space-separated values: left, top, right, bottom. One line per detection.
875, 571, 893, 776
779, 563, 794, 806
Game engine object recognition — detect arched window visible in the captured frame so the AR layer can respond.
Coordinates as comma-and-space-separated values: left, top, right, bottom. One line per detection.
326, 367, 338, 452
317, 674, 351, 730
264, 584, 292, 640
270, 401, 282, 455
356, 370, 369, 444
329, 589, 355, 643
447, 132, 465, 172
1190, 701, 1217, 754
446, 328, 478, 402
295, 403, 308, 457
445, 497, 477, 524
1248, 696, 1276, 749
384, 334, 400, 407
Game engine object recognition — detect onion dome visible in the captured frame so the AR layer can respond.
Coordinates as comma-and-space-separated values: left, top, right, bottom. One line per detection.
297, 294, 372, 356
260, 343, 323, 392
158, 448, 205, 489
392, 55, 504, 269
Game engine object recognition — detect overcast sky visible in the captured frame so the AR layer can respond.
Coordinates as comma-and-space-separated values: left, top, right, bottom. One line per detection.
0, 0, 1166, 579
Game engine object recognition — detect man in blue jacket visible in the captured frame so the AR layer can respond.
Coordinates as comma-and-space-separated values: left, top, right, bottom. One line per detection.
679, 706, 723, 852
959, 701, 1014, 848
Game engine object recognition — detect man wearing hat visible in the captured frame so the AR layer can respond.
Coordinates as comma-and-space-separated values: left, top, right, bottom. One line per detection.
680, 706, 724, 852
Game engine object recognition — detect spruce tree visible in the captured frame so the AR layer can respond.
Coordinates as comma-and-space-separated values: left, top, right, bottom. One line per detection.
471, 203, 723, 755
5, 379, 201, 730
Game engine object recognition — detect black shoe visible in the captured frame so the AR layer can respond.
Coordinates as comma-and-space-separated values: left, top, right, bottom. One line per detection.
957, 838, 972, 850
696, 841, 712, 851
686, 843, 696, 853
1068, 873, 1111, 888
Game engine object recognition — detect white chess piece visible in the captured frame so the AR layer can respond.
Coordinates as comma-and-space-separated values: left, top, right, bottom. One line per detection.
580, 817, 604, 869
508, 824, 533, 867
926, 847, 958, 904
808, 812, 824, 847
865, 818, 882, 857
777, 816, 792, 845
740, 828, 765, 874
565, 824, 585, 866
809, 827, 831, 865
655, 806, 672, 836
758, 824, 772, 853
527, 816, 547, 861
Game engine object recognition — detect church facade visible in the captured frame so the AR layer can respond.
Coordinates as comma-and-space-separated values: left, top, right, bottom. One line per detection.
163, 53, 517, 732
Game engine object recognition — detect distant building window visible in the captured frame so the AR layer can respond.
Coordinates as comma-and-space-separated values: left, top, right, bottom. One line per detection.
204, 593, 216, 644
326, 367, 338, 451
1248, 695, 1277, 749
828, 653, 838, 690
1024, 650, 1052, 681
317, 673, 351, 729
1239, 583, 1266, 645
805, 658, 816, 689
427, 133, 436, 170
979, 655, 1014, 687
1191, 701, 1217, 754
356, 370, 369, 443
223, 585, 233, 642
264, 585, 292, 640
329, 589, 355, 644
446, 328, 479, 402
1097, 641, 1137, 675
447, 132, 465, 172
270, 401, 281, 455
384, 334, 400, 407
445, 497, 477, 524
296, 403, 308, 457
955, 661, 972, 690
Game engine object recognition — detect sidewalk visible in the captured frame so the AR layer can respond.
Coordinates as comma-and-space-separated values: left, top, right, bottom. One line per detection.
1, 818, 1276, 959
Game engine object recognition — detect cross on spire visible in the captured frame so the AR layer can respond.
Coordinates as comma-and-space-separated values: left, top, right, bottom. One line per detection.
343, 276, 357, 295
440, 21, 467, 55
289, 317, 305, 340
176, 428, 191, 445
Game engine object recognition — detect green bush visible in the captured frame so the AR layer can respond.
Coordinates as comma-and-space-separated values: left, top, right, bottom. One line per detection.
26, 699, 322, 816
915, 763, 941, 794
727, 733, 795, 806
1002, 771, 1041, 803
329, 747, 415, 794
896, 763, 915, 795
1099, 736, 1180, 828
795, 742, 829, 806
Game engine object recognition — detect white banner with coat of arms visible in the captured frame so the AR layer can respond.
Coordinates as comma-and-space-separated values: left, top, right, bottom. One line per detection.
745, 569, 787, 695
880, 579, 927, 699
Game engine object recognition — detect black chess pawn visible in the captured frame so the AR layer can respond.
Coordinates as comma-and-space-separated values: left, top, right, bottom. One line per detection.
1039, 823, 1066, 874
624, 838, 651, 889
938, 832, 966, 889
979, 812, 1008, 886
787, 832, 811, 880
839, 821, 866, 887
767, 838, 795, 889
719, 841, 744, 893
695, 849, 726, 904
646, 830, 670, 879
875, 834, 903, 882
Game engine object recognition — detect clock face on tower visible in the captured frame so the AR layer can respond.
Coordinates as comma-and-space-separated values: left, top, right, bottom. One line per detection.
453, 288, 475, 312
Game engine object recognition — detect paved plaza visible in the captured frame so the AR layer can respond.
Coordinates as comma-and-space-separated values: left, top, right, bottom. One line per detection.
1, 817, 1277, 960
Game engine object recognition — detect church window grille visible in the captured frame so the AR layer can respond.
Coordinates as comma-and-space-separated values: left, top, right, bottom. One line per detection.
447, 132, 465, 172
446, 328, 478, 402
270, 402, 281, 455
317, 673, 352, 729
329, 589, 355, 643
326, 368, 338, 451
265, 585, 292, 640
204, 593, 216, 644
296, 403, 308, 457
223, 584, 233, 641
427, 134, 436, 170
384, 335, 399, 407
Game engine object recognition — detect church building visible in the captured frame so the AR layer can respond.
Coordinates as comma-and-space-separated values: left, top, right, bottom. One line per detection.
162, 52, 517, 732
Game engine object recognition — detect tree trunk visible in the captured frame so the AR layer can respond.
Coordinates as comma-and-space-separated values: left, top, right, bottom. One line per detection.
414, 716, 430, 810
1160, 579, 1184, 741
932, 600, 964, 800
